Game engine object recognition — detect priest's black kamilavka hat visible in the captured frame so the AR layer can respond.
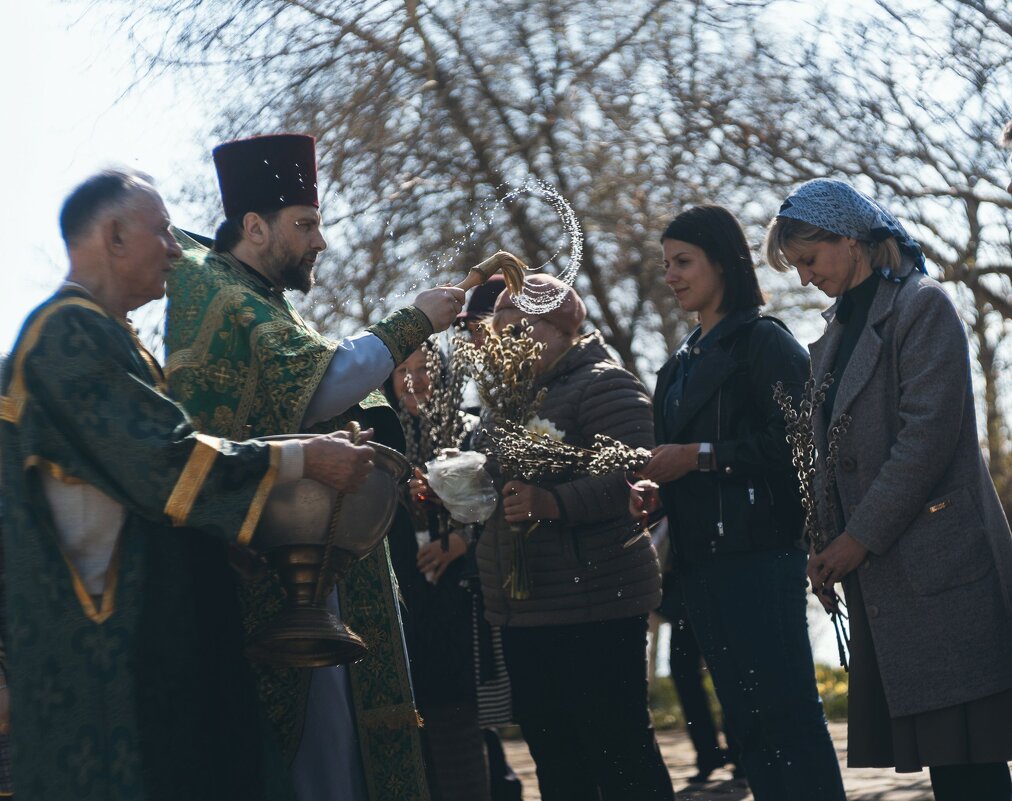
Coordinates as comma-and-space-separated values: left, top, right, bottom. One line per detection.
213, 134, 319, 219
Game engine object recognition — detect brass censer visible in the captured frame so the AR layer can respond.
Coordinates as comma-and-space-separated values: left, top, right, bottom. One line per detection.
247, 431, 408, 668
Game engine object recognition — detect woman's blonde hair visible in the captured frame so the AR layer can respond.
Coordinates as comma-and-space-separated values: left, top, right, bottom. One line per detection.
763, 216, 901, 274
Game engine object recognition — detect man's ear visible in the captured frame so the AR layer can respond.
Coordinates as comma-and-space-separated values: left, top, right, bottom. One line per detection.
243, 211, 269, 246
101, 215, 125, 255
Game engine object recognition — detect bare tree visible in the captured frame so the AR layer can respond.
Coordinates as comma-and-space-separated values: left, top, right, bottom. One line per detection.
114, 0, 824, 376
108, 0, 1010, 508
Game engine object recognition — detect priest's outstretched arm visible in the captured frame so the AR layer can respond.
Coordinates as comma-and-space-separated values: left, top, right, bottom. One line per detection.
301, 281, 466, 427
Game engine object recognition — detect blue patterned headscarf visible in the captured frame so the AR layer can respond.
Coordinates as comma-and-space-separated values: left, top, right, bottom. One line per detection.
777, 179, 926, 279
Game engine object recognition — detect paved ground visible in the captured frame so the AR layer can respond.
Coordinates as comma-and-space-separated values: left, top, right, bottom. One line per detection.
502, 722, 934, 800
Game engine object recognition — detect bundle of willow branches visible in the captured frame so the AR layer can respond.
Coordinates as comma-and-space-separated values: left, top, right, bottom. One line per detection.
774, 372, 853, 669
396, 403, 433, 469
401, 337, 473, 547
404, 336, 470, 460
455, 319, 549, 600
489, 421, 652, 481
773, 373, 851, 553
455, 319, 547, 428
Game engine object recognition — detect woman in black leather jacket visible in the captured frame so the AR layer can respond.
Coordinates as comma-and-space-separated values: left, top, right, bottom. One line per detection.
633, 205, 844, 801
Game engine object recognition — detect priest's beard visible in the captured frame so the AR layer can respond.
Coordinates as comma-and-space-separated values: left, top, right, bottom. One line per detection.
265, 237, 315, 293
280, 259, 315, 294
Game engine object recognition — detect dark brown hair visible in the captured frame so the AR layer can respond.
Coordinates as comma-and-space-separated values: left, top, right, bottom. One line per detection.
661, 204, 764, 312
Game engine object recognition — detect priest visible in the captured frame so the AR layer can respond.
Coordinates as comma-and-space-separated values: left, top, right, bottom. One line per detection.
164, 134, 468, 800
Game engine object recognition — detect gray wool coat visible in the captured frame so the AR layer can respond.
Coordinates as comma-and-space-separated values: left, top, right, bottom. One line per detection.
810, 259, 1012, 717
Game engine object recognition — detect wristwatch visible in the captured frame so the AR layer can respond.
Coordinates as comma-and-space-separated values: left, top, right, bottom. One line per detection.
697, 442, 715, 472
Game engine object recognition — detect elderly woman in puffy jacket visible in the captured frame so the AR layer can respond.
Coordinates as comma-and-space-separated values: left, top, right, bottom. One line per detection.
764, 179, 1012, 801
476, 275, 673, 801
632, 205, 845, 801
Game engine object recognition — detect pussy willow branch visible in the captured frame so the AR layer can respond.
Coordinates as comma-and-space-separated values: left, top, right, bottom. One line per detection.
488, 421, 652, 481
411, 336, 470, 456
774, 373, 853, 671
455, 320, 547, 427
774, 373, 850, 554
456, 322, 551, 601
823, 413, 852, 536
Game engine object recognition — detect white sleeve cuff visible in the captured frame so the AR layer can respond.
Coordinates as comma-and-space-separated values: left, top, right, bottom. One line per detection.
277, 440, 305, 484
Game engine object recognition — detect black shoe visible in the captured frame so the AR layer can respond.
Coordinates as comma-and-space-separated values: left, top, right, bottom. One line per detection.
686, 768, 717, 784
688, 747, 734, 784
687, 758, 728, 784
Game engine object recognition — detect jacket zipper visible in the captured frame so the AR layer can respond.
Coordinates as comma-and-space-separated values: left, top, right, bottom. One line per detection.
716, 386, 724, 537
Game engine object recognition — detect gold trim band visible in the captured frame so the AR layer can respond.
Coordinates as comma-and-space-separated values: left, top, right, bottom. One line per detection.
3, 297, 108, 426
237, 442, 281, 546
164, 433, 222, 526
63, 537, 122, 625
0, 395, 17, 424
24, 455, 86, 485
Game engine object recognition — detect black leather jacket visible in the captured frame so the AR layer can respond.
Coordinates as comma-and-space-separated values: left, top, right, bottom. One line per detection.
653, 310, 810, 565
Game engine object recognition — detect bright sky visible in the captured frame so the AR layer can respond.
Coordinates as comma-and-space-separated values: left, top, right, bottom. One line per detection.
0, 0, 215, 353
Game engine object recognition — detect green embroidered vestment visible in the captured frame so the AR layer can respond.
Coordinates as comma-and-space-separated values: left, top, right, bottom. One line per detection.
0, 288, 295, 801
164, 232, 431, 800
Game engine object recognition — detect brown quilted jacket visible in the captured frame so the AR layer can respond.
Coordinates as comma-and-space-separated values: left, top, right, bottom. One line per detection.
477, 332, 662, 627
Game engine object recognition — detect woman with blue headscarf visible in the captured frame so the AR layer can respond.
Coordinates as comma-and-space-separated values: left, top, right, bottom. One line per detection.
765, 179, 1012, 801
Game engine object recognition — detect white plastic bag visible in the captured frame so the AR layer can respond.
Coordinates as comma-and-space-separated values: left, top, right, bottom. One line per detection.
425, 449, 499, 524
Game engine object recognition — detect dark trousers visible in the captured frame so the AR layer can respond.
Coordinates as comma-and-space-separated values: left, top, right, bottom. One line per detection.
929, 763, 1012, 801
680, 548, 845, 801
502, 615, 674, 801
665, 586, 738, 771
483, 729, 523, 801
421, 702, 490, 801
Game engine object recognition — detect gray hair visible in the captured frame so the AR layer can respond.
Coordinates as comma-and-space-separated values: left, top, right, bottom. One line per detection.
59, 169, 157, 247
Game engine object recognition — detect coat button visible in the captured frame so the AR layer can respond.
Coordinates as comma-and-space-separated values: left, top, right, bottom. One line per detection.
848, 505, 856, 516
723, 466, 732, 475
861, 559, 870, 570
840, 456, 857, 472
867, 604, 879, 618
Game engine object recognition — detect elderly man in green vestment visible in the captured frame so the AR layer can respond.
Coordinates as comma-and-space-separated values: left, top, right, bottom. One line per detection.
164, 134, 468, 801
0, 170, 379, 801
